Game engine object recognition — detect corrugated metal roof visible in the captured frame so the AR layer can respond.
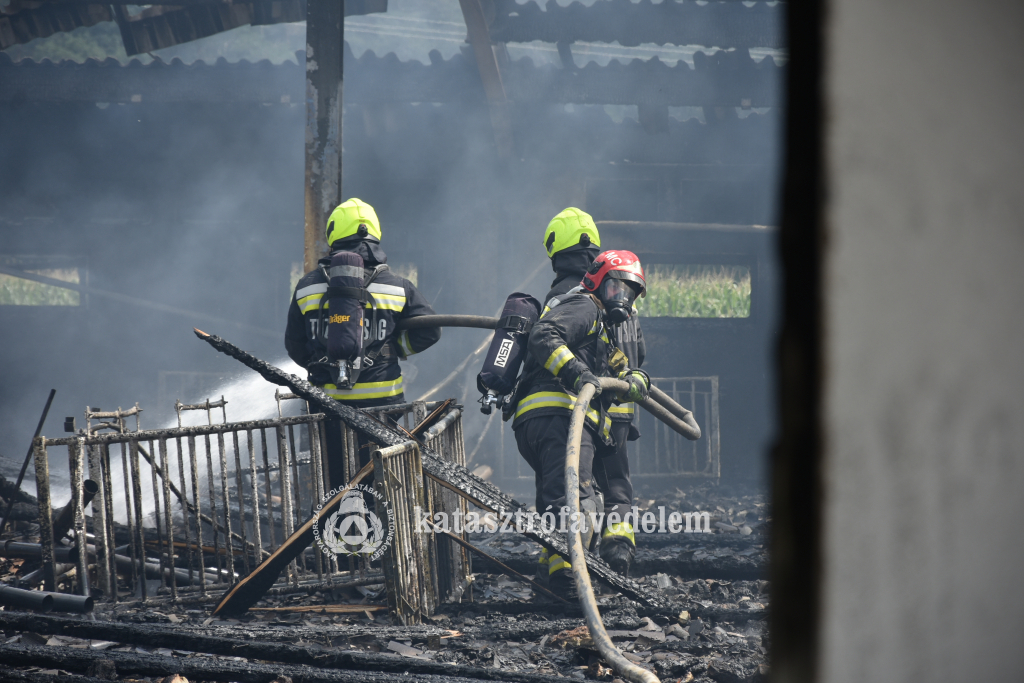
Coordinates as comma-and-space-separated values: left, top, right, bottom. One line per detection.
0, 0, 387, 53
0, 43, 782, 107
490, 0, 784, 49
0, 1, 112, 50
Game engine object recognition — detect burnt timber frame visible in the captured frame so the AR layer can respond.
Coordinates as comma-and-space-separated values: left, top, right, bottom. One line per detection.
194, 329, 665, 608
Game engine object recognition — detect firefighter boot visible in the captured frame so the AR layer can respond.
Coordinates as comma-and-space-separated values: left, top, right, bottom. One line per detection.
600, 520, 636, 576
535, 548, 550, 588
546, 553, 577, 599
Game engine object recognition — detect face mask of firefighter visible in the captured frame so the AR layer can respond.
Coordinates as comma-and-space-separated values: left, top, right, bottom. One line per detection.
308, 251, 369, 389
476, 292, 542, 416
598, 277, 639, 325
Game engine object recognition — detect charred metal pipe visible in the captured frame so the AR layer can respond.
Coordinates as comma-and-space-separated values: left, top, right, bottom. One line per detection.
395, 314, 499, 330
108, 549, 225, 585
19, 562, 75, 588
1, 541, 79, 563
0, 584, 54, 612
565, 378, 660, 683
46, 591, 93, 613
51, 479, 100, 542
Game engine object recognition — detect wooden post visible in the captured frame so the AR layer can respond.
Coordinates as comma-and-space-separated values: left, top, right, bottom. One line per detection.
459, 0, 514, 159
304, 0, 345, 273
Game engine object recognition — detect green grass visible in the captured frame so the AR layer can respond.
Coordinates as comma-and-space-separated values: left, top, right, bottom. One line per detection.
635, 265, 751, 318
0, 269, 80, 306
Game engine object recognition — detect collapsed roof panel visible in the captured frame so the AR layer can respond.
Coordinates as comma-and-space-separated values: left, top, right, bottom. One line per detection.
113, 0, 387, 56
0, 0, 388, 54
0, 1, 113, 50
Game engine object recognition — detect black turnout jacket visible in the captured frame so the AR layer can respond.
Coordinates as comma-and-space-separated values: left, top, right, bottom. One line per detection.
285, 241, 440, 406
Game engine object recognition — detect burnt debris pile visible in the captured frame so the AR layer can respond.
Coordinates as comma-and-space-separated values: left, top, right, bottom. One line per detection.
1, 472, 768, 683
0, 335, 768, 683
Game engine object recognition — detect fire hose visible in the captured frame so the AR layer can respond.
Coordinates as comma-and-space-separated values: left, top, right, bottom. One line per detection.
567, 377, 661, 683
395, 314, 502, 330
395, 315, 701, 441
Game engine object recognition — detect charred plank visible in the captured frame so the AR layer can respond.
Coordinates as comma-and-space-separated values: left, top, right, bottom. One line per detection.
0, 613, 568, 683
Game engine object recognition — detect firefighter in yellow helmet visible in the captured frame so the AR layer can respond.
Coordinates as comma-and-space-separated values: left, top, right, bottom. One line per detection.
285, 198, 441, 487
525, 208, 648, 586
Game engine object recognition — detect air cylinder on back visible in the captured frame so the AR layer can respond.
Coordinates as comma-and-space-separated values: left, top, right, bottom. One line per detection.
326, 251, 366, 363
477, 292, 542, 397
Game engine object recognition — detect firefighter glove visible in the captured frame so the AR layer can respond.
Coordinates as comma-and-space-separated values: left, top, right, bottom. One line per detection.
573, 369, 601, 394
616, 369, 650, 403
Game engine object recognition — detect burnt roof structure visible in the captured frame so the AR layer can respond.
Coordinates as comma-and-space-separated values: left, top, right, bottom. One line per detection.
0, 0, 388, 53
0, 0, 783, 486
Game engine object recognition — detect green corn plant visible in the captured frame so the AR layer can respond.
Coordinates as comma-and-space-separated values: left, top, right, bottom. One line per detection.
635, 265, 751, 318
0, 270, 80, 306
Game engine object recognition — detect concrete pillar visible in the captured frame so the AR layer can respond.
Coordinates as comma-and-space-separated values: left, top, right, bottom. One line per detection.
777, 1, 1024, 681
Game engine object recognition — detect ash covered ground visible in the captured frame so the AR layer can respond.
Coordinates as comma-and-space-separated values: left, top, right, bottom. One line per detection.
0, 480, 768, 683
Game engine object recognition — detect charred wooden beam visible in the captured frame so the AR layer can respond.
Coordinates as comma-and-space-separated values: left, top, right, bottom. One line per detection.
0, 613, 568, 683
194, 329, 665, 609
304, 0, 345, 272
459, 0, 514, 159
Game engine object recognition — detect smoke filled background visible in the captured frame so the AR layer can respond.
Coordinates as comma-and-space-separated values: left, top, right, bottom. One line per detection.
0, 0, 783, 496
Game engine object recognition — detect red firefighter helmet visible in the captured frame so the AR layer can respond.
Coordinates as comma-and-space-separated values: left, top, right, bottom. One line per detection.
581, 250, 646, 296
581, 250, 646, 324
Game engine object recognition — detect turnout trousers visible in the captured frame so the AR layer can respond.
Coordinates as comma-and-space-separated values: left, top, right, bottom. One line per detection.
594, 422, 633, 518
514, 414, 597, 515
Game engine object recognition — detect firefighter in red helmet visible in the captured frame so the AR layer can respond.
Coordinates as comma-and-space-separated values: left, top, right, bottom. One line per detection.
512, 249, 650, 592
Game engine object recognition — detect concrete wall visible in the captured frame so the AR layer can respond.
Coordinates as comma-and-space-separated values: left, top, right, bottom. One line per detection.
821, 0, 1024, 679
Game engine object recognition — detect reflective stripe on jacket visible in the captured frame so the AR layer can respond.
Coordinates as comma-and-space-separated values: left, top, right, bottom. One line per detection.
512, 293, 614, 434
542, 278, 646, 423
284, 248, 440, 407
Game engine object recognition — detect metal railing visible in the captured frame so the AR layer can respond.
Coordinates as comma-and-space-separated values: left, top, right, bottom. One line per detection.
29, 396, 465, 606
628, 377, 720, 479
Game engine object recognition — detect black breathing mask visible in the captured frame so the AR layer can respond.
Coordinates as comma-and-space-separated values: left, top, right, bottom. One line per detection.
598, 277, 639, 325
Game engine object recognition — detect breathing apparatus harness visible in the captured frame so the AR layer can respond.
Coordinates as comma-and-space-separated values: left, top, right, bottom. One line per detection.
306, 250, 391, 390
